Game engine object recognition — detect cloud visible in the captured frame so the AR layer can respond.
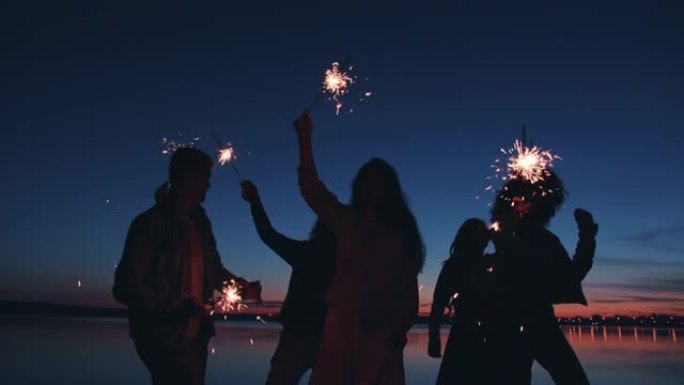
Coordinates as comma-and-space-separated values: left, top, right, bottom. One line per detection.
596, 256, 684, 267
585, 277, 684, 294
618, 225, 684, 254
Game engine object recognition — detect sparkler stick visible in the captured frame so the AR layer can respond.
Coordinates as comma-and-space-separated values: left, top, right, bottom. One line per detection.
211, 129, 243, 179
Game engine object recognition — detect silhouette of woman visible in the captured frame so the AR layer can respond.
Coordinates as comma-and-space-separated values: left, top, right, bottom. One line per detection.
294, 112, 424, 385
240, 180, 336, 385
428, 218, 495, 385
489, 171, 598, 385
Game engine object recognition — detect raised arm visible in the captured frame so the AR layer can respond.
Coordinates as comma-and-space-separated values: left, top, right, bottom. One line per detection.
572, 208, 598, 281
294, 113, 347, 232
240, 180, 310, 266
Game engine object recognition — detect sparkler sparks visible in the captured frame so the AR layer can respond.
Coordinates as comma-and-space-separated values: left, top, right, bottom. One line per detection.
309, 61, 367, 115
482, 137, 562, 206
506, 140, 560, 183
323, 62, 354, 115
161, 136, 199, 155
489, 222, 501, 232
218, 146, 235, 166
213, 280, 247, 314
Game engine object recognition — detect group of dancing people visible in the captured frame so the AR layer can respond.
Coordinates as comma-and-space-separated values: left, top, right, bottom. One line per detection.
113, 113, 598, 385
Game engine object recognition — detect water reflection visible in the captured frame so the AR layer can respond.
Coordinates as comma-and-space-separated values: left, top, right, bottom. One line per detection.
0, 316, 682, 385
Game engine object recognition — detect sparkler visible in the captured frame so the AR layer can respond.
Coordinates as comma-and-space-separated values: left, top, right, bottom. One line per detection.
309, 61, 356, 115
213, 280, 247, 314
161, 136, 199, 155
482, 134, 563, 206
489, 222, 501, 232
506, 140, 560, 183
211, 129, 243, 179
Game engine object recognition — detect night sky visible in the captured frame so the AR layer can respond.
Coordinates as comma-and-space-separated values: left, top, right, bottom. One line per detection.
2, 0, 683, 317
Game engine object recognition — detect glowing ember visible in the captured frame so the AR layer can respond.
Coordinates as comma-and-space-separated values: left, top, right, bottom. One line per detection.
520, 325, 525, 333
214, 280, 246, 314
77, 280, 82, 288
486, 266, 494, 273
218, 146, 236, 166
256, 316, 267, 324
452, 292, 460, 300
489, 222, 501, 232
250, 338, 254, 345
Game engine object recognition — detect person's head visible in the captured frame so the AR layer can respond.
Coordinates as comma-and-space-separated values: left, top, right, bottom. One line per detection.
351, 158, 425, 272
449, 218, 489, 260
490, 169, 566, 228
168, 147, 214, 205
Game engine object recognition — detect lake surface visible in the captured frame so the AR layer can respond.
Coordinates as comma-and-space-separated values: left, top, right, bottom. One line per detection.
1, 316, 682, 384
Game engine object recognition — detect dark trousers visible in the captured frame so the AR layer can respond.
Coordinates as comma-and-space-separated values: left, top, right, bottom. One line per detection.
266, 329, 320, 385
134, 338, 209, 385
493, 322, 590, 385
532, 325, 590, 385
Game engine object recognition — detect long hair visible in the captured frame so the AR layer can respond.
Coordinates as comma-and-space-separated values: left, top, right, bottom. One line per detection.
351, 158, 425, 273
448, 218, 488, 262
490, 169, 566, 227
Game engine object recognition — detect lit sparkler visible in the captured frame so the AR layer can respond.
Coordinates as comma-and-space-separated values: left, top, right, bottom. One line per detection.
489, 222, 501, 232
213, 280, 247, 314
211, 129, 244, 179
482, 135, 562, 204
310, 61, 357, 115
506, 140, 560, 183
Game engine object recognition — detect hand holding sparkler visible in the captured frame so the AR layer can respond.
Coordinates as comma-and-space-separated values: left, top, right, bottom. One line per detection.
239, 180, 261, 205
294, 112, 313, 139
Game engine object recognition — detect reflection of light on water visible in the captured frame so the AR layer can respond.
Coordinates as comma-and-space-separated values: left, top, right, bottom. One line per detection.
564, 326, 680, 345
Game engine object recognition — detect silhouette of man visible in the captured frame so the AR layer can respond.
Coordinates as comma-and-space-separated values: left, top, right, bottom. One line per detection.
113, 147, 258, 385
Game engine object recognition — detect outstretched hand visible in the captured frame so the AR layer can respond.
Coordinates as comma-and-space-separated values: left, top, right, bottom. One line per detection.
293, 112, 313, 139
240, 180, 260, 204
574, 208, 599, 237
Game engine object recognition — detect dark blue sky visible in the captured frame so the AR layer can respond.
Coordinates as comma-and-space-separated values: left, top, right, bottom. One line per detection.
2, 0, 683, 315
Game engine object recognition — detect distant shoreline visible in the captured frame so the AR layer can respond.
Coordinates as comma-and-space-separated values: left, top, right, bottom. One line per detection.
2, 300, 683, 327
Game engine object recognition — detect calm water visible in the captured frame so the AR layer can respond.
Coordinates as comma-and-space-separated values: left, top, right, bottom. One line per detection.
1, 316, 682, 385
